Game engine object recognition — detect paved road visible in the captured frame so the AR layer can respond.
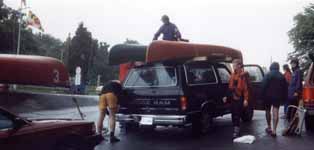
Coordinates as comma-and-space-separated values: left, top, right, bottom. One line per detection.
95, 109, 314, 150
20, 106, 314, 150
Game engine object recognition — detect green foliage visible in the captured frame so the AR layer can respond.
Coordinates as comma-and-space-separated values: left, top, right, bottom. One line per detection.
67, 23, 119, 85
67, 23, 95, 84
87, 42, 119, 85
288, 3, 314, 70
1, 2, 119, 86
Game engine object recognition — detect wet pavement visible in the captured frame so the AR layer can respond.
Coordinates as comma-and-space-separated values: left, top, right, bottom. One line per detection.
94, 109, 314, 150
21, 106, 314, 150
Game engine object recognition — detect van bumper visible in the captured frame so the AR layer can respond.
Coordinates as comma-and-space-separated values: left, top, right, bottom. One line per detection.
116, 114, 188, 126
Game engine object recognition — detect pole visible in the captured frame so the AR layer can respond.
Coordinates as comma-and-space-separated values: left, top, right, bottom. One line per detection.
17, 18, 21, 55
16, 0, 23, 55
60, 48, 64, 62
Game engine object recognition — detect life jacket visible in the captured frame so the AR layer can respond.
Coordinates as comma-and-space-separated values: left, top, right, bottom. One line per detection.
229, 69, 250, 101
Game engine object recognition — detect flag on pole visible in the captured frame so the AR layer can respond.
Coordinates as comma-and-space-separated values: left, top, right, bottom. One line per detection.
21, 0, 26, 6
27, 11, 44, 32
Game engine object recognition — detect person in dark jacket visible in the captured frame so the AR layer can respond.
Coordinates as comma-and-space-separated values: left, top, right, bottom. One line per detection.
153, 15, 182, 41
261, 62, 288, 137
97, 80, 122, 143
287, 58, 303, 122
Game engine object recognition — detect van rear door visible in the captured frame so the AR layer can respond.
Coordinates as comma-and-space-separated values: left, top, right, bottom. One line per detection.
244, 65, 265, 110
119, 65, 182, 115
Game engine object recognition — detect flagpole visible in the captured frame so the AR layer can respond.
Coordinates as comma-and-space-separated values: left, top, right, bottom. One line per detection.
17, 0, 23, 55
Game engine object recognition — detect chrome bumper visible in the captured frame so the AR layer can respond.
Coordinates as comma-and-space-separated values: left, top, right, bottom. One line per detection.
307, 109, 314, 115
116, 114, 187, 125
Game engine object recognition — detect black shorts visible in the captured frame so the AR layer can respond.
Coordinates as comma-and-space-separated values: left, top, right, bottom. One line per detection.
264, 98, 281, 109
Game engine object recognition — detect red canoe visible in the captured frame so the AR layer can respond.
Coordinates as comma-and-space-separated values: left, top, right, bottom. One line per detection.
109, 40, 243, 65
0, 54, 70, 87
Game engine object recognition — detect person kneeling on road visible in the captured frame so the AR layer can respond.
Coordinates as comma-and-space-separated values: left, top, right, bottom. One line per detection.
223, 59, 250, 139
97, 80, 122, 143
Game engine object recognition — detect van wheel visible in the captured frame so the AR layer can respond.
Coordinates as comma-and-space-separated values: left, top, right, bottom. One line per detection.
241, 106, 254, 122
121, 122, 139, 133
192, 109, 213, 135
305, 113, 314, 132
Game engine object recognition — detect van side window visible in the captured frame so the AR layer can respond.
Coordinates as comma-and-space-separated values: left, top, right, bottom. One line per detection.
217, 68, 230, 83
185, 64, 217, 85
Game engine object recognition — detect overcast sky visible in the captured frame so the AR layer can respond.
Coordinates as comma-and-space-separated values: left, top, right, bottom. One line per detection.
4, 0, 313, 68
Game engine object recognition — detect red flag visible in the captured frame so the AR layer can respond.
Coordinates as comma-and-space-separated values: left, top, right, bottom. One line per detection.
27, 11, 44, 32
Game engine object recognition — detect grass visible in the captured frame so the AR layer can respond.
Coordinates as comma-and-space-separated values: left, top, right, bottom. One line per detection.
15, 85, 99, 95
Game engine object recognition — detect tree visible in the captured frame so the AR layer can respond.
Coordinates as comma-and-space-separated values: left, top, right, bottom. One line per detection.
88, 42, 119, 85
67, 22, 95, 85
288, 3, 314, 70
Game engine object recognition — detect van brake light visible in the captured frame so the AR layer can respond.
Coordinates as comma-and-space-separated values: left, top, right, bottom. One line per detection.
180, 96, 187, 111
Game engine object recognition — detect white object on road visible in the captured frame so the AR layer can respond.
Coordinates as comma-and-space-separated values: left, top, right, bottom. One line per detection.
233, 135, 256, 144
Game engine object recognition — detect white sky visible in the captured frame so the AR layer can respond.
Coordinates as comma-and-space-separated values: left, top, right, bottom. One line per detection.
4, 0, 313, 68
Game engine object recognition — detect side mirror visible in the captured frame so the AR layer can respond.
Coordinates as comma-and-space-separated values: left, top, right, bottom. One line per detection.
13, 118, 26, 129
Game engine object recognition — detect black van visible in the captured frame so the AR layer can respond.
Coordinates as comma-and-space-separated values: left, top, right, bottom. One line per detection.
117, 59, 265, 134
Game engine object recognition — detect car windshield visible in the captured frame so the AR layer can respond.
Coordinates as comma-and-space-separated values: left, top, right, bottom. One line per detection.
124, 67, 177, 87
0, 92, 94, 120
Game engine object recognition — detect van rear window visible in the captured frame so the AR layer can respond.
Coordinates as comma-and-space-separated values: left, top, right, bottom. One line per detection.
124, 67, 177, 87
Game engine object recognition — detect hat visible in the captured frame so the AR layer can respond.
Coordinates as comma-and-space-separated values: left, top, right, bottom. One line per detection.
161, 15, 169, 21
290, 58, 299, 66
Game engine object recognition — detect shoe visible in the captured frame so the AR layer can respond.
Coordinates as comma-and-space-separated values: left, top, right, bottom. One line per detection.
109, 132, 120, 143
265, 128, 272, 135
110, 136, 120, 143
233, 127, 240, 139
271, 132, 277, 137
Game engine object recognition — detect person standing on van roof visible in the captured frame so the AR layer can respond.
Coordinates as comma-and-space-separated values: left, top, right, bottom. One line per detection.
153, 15, 182, 41
287, 58, 303, 122
223, 59, 250, 139
261, 62, 288, 137
282, 64, 292, 118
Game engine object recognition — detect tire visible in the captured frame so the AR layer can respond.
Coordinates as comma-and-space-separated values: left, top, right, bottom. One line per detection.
121, 122, 140, 133
305, 112, 314, 132
241, 106, 254, 122
192, 109, 213, 135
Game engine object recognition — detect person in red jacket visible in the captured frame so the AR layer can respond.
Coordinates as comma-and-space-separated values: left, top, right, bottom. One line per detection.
282, 64, 292, 118
223, 59, 250, 139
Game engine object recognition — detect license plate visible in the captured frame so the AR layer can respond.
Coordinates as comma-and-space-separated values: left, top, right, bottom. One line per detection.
140, 117, 153, 125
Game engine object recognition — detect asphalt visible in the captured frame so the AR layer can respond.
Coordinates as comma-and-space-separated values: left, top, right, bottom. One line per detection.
94, 109, 314, 150
5, 93, 314, 150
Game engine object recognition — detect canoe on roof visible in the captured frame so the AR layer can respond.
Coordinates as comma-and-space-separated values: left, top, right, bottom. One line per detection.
0, 54, 70, 87
108, 40, 243, 65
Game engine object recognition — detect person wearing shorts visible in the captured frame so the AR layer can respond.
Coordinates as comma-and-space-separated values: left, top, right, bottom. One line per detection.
261, 62, 288, 137
97, 80, 121, 143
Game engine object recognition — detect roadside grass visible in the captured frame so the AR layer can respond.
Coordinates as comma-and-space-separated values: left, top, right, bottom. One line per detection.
14, 85, 99, 95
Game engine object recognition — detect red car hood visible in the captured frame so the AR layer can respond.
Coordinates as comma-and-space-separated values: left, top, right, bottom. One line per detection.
9, 119, 94, 137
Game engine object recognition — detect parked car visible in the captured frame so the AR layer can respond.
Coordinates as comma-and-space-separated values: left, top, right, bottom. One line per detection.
109, 41, 265, 135
0, 54, 102, 150
302, 53, 314, 132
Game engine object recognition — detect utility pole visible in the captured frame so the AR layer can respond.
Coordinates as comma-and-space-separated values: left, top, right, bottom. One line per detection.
16, 0, 23, 55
